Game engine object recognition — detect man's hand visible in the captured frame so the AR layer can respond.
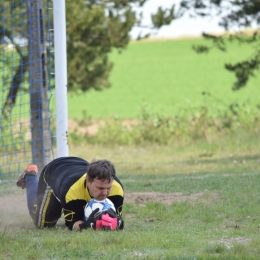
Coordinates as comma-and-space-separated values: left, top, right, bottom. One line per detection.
79, 208, 124, 231
79, 208, 101, 230
73, 220, 85, 232
94, 208, 124, 230
105, 208, 124, 230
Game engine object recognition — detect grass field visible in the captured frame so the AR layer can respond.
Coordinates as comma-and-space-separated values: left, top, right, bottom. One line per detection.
1, 137, 260, 259
68, 37, 260, 119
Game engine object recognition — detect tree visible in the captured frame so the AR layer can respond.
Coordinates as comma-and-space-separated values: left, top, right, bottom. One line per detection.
65, 0, 181, 92
179, 0, 260, 90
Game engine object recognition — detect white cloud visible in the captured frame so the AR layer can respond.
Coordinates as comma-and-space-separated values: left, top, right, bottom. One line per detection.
130, 0, 225, 39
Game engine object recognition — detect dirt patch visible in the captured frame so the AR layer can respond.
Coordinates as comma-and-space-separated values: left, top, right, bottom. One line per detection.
68, 119, 105, 136
0, 191, 31, 230
124, 191, 210, 205
0, 192, 27, 215
68, 119, 139, 136
211, 237, 251, 249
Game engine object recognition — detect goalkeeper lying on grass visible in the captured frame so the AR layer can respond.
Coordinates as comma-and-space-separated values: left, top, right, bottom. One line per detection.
16, 157, 124, 231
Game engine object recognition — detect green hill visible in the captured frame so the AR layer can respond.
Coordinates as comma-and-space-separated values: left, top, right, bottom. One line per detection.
68, 37, 260, 119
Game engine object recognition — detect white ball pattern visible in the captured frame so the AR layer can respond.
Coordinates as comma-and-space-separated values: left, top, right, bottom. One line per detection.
84, 198, 116, 220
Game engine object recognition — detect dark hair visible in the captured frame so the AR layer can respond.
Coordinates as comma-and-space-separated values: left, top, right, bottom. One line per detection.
87, 159, 116, 182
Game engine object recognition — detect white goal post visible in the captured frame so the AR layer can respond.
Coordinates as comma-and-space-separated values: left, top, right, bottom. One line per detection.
53, 0, 69, 158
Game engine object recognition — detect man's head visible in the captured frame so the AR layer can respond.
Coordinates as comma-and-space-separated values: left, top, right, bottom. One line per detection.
86, 159, 116, 201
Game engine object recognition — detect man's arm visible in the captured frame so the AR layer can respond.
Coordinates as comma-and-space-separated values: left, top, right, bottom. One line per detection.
79, 208, 124, 231
62, 199, 87, 230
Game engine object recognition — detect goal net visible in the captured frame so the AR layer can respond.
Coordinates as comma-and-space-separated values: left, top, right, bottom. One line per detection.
0, 0, 55, 183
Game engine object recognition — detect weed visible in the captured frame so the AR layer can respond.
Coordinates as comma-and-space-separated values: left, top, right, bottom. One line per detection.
68, 102, 260, 146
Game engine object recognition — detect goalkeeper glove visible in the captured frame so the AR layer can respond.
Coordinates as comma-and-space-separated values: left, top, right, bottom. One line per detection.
96, 208, 124, 230
79, 208, 101, 230
79, 208, 124, 231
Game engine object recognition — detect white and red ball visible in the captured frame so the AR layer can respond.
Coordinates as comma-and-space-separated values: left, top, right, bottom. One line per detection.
84, 198, 116, 220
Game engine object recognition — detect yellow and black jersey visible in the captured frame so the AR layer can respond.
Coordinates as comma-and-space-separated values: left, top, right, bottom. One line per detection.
38, 157, 124, 230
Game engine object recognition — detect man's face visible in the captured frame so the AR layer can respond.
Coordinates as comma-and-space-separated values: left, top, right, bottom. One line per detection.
86, 177, 113, 201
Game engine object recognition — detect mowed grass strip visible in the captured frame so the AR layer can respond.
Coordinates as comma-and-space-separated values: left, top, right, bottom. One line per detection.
68, 38, 260, 119
1, 170, 260, 259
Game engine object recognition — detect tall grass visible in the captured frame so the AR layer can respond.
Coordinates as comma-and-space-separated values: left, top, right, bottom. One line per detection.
68, 100, 260, 146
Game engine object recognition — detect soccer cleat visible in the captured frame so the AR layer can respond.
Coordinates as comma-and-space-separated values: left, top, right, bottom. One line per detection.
16, 163, 38, 189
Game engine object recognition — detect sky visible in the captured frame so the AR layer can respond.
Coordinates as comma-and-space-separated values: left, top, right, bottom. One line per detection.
129, 0, 226, 39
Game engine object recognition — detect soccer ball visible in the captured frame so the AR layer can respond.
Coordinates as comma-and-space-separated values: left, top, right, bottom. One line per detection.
84, 198, 116, 220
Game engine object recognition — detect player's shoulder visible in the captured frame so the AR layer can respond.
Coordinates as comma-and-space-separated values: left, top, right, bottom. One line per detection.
114, 176, 124, 189
110, 176, 124, 197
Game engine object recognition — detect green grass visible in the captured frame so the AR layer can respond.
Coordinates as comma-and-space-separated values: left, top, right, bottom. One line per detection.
68, 38, 260, 119
69, 130, 260, 175
1, 172, 260, 259
1, 131, 260, 259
